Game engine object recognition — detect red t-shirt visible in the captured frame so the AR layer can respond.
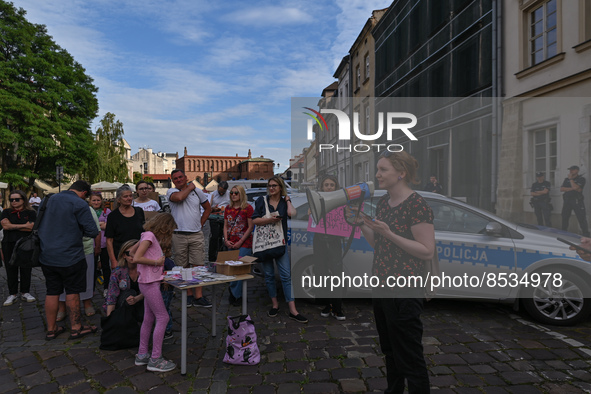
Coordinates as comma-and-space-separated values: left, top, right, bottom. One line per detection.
224, 205, 254, 249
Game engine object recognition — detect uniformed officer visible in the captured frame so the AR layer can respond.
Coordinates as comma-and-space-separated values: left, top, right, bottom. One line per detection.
530, 172, 552, 227
560, 165, 590, 237
423, 175, 443, 194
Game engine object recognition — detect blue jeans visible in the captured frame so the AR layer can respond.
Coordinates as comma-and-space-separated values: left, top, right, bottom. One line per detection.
229, 247, 251, 299
261, 249, 294, 302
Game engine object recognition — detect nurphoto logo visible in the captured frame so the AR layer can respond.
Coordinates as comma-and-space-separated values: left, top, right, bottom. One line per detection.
304, 107, 417, 153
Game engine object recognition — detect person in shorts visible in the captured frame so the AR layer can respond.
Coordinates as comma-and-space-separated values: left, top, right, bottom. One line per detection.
39, 181, 100, 340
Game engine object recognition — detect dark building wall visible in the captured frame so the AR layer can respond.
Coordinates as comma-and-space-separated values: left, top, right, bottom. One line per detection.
373, 0, 495, 210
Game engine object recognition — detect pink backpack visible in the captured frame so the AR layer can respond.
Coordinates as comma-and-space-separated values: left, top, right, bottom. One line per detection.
223, 314, 260, 365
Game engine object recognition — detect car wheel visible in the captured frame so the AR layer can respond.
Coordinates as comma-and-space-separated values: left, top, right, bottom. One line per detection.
522, 269, 591, 326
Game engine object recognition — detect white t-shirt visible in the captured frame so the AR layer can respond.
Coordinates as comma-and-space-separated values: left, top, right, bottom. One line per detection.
29, 196, 41, 207
210, 190, 230, 208
167, 187, 209, 232
133, 199, 160, 212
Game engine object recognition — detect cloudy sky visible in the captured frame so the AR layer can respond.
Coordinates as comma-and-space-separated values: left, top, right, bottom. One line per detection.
10, 0, 391, 172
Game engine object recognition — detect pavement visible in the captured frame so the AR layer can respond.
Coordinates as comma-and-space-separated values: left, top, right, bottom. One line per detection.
2, 267, 591, 393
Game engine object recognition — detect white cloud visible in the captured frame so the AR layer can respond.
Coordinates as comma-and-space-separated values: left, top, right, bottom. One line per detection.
225, 6, 312, 26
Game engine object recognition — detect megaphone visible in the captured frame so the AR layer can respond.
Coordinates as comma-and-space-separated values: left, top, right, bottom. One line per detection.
306, 182, 375, 224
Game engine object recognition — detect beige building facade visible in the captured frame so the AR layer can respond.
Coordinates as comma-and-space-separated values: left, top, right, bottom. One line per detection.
496, 0, 591, 234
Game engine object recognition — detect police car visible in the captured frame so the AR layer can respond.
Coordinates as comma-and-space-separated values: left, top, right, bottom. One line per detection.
288, 191, 590, 326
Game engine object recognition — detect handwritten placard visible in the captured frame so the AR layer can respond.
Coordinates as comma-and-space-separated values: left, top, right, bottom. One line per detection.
307, 206, 361, 238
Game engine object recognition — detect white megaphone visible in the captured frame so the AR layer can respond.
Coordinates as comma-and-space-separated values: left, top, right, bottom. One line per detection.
306, 182, 375, 224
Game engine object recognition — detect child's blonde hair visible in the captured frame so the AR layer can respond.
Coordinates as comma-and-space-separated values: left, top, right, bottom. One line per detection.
143, 212, 177, 257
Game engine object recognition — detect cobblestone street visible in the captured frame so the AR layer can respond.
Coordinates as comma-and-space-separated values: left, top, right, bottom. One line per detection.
1, 268, 591, 393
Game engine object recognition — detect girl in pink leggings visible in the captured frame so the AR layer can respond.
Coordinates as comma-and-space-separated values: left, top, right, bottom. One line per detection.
132, 213, 177, 373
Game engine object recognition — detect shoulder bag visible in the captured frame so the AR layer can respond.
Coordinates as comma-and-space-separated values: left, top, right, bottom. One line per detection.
252, 196, 286, 260
8, 195, 51, 268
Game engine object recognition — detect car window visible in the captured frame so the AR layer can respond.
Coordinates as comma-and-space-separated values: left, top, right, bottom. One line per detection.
429, 201, 490, 234
295, 202, 310, 221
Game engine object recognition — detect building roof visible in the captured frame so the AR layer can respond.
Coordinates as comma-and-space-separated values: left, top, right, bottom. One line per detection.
240, 158, 274, 164
142, 174, 170, 181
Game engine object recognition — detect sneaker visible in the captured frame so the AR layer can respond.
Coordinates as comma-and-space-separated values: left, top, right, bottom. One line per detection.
147, 356, 176, 372
135, 353, 150, 366
193, 297, 212, 308
267, 307, 279, 317
289, 313, 308, 324
21, 293, 36, 303
332, 311, 346, 321
186, 296, 195, 307
164, 331, 174, 340
320, 305, 331, 318
3, 295, 17, 306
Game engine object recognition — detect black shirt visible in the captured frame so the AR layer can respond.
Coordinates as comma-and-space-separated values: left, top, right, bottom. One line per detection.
105, 207, 145, 258
562, 175, 585, 200
530, 181, 551, 201
0, 208, 36, 243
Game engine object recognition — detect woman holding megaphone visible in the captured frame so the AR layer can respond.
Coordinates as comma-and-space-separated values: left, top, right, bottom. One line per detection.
349, 150, 435, 393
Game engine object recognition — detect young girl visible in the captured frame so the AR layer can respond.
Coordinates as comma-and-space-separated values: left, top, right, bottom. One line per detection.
132, 212, 177, 372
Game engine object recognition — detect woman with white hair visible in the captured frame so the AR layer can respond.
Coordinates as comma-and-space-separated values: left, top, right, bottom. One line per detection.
106, 185, 145, 269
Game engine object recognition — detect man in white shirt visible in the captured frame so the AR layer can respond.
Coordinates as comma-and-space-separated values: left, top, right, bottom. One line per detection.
167, 169, 212, 307
29, 192, 41, 211
208, 181, 230, 261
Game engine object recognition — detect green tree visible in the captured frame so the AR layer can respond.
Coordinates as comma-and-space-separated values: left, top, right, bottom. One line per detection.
85, 112, 129, 183
133, 171, 142, 184
0, 1, 99, 190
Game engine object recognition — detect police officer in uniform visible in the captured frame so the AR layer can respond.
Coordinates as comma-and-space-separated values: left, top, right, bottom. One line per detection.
561, 165, 590, 237
530, 172, 552, 227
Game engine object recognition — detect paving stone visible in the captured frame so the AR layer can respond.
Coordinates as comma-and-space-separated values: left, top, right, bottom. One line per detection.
21, 369, 52, 389
252, 386, 276, 394
430, 375, 458, 387
96, 371, 126, 388
308, 370, 331, 381
470, 364, 497, 374
331, 367, 360, 380
129, 373, 164, 391
501, 372, 542, 384
209, 381, 228, 394
361, 367, 383, 378
302, 382, 340, 393
227, 388, 249, 394
339, 378, 366, 392
28, 383, 60, 394
431, 354, 468, 365
314, 358, 341, 370
55, 371, 86, 387
366, 377, 387, 392
265, 373, 304, 384
230, 374, 263, 386
277, 383, 301, 394
430, 366, 453, 375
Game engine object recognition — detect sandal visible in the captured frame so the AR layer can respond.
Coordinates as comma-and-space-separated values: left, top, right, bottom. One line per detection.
45, 326, 66, 341
69, 325, 97, 340
85, 306, 96, 317
56, 311, 66, 322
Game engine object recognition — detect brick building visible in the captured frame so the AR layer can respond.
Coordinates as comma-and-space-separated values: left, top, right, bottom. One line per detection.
176, 148, 275, 184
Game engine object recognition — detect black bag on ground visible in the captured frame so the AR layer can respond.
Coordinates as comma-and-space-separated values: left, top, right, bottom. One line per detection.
99, 303, 141, 350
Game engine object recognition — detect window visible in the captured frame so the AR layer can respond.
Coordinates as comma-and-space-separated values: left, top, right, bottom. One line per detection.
364, 161, 369, 182
533, 126, 557, 185
430, 201, 490, 234
365, 105, 370, 133
356, 66, 361, 89
143, 162, 148, 174
365, 54, 370, 80
529, 0, 557, 65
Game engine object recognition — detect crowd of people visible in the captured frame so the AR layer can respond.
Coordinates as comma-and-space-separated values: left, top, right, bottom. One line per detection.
3, 158, 590, 388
